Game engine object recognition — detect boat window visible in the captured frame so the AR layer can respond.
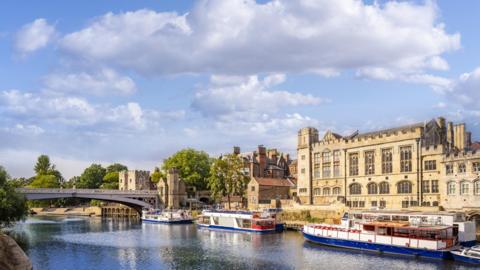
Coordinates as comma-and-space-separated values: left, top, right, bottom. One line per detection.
242, 219, 252, 228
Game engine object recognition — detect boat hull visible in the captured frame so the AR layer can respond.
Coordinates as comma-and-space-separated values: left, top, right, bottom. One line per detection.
197, 223, 277, 234
141, 218, 194, 224
451, 252, 480, 265
303, 232, 453, 260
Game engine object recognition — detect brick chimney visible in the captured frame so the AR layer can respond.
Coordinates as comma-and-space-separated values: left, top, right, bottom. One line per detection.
258, 145, 267, 177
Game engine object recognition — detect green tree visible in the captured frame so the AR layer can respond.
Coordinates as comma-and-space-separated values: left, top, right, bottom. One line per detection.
0, 166, 29, 228
9, 177, 33, 188
77, 164, 106, 189
34, 155, 51, 175
28, 175, 60, 188
101, 172, 119, 189
150, 167, 165, 184
106, 163, 128, 173
162, 148, 212, 189
208, 154, 249, 209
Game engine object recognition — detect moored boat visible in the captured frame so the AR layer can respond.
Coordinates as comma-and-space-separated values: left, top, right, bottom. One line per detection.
196, 210, 282, 233
302, 211, 472, 260
141, 209, 194, 224
451, 245, 480, 265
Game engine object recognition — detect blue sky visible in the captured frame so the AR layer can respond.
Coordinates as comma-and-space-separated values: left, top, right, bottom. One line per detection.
1, 0, 480, 179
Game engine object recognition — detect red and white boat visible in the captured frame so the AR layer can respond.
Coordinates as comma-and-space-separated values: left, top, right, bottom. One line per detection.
196, 210, 283, 233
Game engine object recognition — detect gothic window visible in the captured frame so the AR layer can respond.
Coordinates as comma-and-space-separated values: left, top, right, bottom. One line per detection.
474, 181, 480, 195
367, 183, 378, 194
364, 150, 375, 175
313, 188, 321, 196
458, 163, 466, 173
379, 182, 390, 194
333, 150, 341, 177
349, 153, 358, 176
314, 164, 320, 178
473, 162, 480, 173
323, 187, 331, 196
447, 181, 456, 195
349, 183, 362, 195
422, 180, 430, 193
322, 151, 331, 178
371, 201, 377, 207
424, 160, 437, 171
400, 146, 412, 172
314, 153, 321, 164
379, 201, 386, 208
446, 164, 453, 174
397, 181, 412, 194
460, 181, 470, 195
431, 180, 439, 193
332, 187, 341, 195
382, 148, 392, 174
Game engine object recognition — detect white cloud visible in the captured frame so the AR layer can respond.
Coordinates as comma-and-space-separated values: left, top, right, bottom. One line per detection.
59, 0, 459, 78
449, 67, 480, 109
0, 89, 183, 130
192, 74, 323, 117
1, 124, 45, 136
15, 18, 56, 56
43, 68, 137, 95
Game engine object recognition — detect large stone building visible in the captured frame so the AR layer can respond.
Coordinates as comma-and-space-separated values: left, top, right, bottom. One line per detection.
232, 145, 295, 209
297, 117, 480, 211
156, 168, 187, 209
119, 170, 152, 191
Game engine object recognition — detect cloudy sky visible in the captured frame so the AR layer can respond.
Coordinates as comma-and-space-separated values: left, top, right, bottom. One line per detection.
1, 0, 480, 179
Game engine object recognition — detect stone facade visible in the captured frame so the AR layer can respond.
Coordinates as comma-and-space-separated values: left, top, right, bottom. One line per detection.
234, 145, 292, 179
118, 170, 151, 191
297, 117, 480, 211
156, 168, 187, 209
247, 177, 294, 210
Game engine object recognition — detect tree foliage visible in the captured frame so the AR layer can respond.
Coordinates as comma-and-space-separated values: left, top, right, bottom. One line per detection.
28, 175, 60, 188
0, 166, 29, 228
77, 164, 106, 189
162, 149, 212, 190
150, 167, 165, 184
101, 172, 119, 189
34, 155, 51, 176
208, 154, 249, 209
106, 163, 128, 173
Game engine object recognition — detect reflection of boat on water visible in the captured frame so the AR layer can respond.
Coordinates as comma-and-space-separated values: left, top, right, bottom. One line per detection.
141, 209, 194, 224
303, 211, 477, 260
451, 245, 480, 265
196, 210, 284, 233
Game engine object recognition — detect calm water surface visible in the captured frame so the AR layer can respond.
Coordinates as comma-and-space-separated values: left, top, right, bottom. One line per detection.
10, 216, 479, 270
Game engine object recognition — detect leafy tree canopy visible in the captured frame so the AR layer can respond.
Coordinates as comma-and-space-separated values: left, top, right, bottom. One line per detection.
28, 175, 61, 188
106, 163, 128, 173
0, 166, 29, 228
150, 167, 165, 184
77, 164, 106, 189
101, 171, 119, 189
33, 155, 64, 184
162, 148, 212, 190
208, 154, 249, 209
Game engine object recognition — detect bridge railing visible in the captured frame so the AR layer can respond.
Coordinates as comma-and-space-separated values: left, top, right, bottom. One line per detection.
16, 188, 159, 195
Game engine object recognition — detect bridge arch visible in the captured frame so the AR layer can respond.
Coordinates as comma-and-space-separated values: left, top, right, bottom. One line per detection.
16, 188, 159, 214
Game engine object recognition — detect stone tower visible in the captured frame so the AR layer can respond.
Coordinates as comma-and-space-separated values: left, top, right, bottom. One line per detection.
297, 127, 318, 204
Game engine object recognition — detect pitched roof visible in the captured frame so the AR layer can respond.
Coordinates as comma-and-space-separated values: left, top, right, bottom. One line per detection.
253, 177, 294, 187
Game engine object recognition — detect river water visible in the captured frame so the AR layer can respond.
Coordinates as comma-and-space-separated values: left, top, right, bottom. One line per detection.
10, 216, 478, 270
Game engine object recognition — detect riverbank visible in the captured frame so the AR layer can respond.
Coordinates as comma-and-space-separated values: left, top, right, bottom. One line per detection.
31, 207, 102, 217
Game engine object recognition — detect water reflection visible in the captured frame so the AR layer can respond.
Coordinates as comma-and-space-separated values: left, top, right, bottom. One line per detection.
11, 217, 480, 270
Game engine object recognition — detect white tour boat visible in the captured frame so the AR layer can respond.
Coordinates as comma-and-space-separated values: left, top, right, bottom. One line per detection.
196, 210, 283, 233
141, 209, 194, 224
303, 210, 477, 260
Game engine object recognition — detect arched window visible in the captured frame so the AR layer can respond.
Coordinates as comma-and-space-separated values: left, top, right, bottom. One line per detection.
332, 187, 341, 195
447, 181, 456, 195
397, 181, 412, 194
474, 181, 480, 195
379, 182, 390, 194
460, 181, 470, 195
367, 183, 378, 194
313, 188, 321, 196
349, 183, 361, 195
323, 187, 331, 196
